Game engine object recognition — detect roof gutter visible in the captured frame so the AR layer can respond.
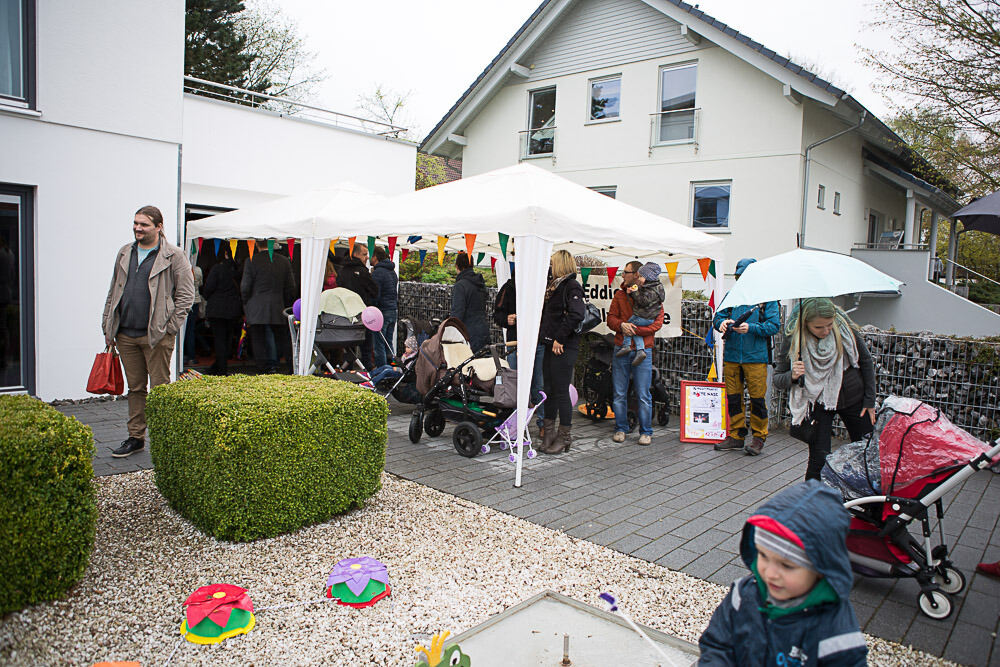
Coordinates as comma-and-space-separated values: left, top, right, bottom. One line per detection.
800, 107, 867, 246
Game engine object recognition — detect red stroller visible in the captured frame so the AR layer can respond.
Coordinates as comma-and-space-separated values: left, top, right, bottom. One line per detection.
822, 396, 1000, 620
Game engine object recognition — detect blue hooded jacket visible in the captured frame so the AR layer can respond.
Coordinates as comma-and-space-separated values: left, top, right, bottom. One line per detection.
699, 481, 867, 666
712, 258, 780, 364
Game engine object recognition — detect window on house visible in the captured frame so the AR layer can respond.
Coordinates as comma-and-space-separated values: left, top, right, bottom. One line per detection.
0, 0, 33, 105
817, 184, 826, 209
588, 186, 617, 199
589, 76, 620, 121
525, 86, 556, 156
691, 181, 731, 230
833, 191, 841, 215
0, 184, 33, 392
658, 63, 697, 143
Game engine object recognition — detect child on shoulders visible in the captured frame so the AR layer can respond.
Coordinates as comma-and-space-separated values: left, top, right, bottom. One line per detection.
616, 261, 665, 366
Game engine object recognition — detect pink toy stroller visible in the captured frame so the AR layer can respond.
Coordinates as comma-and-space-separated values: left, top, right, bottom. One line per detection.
481, 392, 548, 462
822, 396, 1000, 620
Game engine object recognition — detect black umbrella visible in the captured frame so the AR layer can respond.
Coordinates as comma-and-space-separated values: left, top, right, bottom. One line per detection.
952, 190, 1000, 235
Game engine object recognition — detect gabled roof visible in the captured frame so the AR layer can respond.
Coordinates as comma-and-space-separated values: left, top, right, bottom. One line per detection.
420, 0, 960, 203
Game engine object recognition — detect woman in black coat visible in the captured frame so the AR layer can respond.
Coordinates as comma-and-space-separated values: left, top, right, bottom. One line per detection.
538, 249, 585, 455
203, 248, 243, 375
450, 252, 490, 351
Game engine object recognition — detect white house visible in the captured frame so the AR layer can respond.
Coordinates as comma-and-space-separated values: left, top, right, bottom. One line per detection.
0, 0, 415, 399
422, 0, 1000, 335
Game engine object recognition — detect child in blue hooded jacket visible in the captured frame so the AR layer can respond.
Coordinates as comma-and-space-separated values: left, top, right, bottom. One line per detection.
699, 480, 867, 666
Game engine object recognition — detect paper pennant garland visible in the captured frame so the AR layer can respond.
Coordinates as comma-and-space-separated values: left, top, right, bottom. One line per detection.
436, 236, 448, 265
387, 236, 397, 258
330, 239, 338, 255
476, 252, 485, 266
706, 259, 717, 310
509, 261, 515, 276
498, 233, 509, 260
697, 258, 712, 281
707, 361, 718, 382
606, 266, 618, 284
665, 261, 679, 285
367, 236, 376, 258
348, 237, 357, 257
400, 248, 410, 263
407, 235, 422, 244
580, 267, 592, 286
229, 239, 237, 257
190, 239, 197, 255
490, 256, 497, 270
213, 239, 221, 255
287, 238, 295, 260
267, 239, 274, 261
248, 240, 256, 259
197, 238, 203, 253
465, 233, 476, 257
418, 249, 427, 265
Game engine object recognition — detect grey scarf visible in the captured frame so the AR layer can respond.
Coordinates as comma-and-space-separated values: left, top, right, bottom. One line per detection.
789, 324, 859, 425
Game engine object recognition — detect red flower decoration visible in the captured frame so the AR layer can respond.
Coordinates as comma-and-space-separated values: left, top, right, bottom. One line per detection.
183, 583, 253, 629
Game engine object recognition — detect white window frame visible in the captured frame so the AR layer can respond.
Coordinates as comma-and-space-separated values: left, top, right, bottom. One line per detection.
522, 85, 557, 159
817, 184, 826, 210
588, 186, 617, 199
689, 179, 732, 233
833, 191, 841, 216
586, 74, 621, 123
654, 61, 698, 146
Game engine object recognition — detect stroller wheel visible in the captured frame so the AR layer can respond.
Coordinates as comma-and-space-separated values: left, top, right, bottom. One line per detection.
526, 449, 536, 459
424, 409, 445, 437
918, 590, 952, 620
453, 421, 483, 458
481, 444, 491, 455
408, 411, 423, 443
933, 566, 966, 595
657, 406, 670, 426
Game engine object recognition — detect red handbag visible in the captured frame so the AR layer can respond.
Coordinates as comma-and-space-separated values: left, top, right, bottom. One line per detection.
86, 345, 125, 395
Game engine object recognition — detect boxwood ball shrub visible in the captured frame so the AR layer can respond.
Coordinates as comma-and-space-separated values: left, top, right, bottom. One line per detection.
0, 395, 96, 615
147, 375, 389, 541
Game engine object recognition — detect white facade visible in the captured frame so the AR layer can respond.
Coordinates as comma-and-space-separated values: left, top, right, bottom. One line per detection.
1, 0, 415, 400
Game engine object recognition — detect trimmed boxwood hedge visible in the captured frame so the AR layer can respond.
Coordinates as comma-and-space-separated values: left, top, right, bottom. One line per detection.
0, 395, 96, 615
147, 374, 388, 541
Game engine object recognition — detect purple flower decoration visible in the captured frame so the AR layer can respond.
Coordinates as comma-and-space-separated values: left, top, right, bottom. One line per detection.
327, 557, 389, 597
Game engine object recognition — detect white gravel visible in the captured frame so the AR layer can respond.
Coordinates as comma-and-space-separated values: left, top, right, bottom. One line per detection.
0, 470, 957, 666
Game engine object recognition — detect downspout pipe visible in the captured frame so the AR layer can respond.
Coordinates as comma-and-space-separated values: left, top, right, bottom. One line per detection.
799, 108, 867, 247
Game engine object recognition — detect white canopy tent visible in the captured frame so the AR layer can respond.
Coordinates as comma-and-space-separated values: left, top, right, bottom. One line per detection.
187, 164, 726, 487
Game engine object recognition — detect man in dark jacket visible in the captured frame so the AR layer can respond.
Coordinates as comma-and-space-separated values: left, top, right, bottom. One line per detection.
699, 481, 867, 666
336, 243, 379, 367
370, 246, 398, 366
203, 247, 242, 375
241, 243, 296, 373
451, 252, 489, 351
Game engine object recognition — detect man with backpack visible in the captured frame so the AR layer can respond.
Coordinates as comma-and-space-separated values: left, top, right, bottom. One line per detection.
712, 258, 781, 456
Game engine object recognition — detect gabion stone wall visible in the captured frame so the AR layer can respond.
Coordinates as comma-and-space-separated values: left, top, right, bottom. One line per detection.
398, 281, 1000, 440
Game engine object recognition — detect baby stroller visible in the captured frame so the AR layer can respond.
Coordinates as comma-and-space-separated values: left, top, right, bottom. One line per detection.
822, 396, 1000, 620
481, 391, 547, 462
285, 288, 368, 375
582, 332, 670, 430
410, 317, 516, 457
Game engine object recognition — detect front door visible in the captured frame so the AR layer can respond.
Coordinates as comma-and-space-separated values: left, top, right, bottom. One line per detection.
0, 185, 34, 393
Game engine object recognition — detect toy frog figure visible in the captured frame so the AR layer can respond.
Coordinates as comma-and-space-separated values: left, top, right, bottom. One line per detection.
415, 631, 471, 667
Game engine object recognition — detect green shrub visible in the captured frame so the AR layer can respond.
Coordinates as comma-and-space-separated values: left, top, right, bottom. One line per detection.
0, 395, 96, 614
147, 375, 388, 541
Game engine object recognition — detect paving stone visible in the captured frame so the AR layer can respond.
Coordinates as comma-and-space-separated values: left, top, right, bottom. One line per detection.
862, 600, 914, 643
683, 549, 736, 580
587, 522, 644, 547
632, 534, 685, 562
655, 548, 699, 571
942, 622, 993, 667
956, 589, 1000, 630
669, 516, 716, 540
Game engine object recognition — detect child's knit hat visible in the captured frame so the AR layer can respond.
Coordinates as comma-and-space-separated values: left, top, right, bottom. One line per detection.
748, 515, 814, 571
638, 262, 661, 283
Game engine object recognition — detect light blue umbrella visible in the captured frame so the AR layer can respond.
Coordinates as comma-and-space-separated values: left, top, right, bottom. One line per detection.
717, 248, 903, 309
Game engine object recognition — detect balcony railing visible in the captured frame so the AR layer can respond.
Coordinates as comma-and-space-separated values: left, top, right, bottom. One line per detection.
518, 126, 557, 160
183, 76, 407, 138
649, 107, 700, 154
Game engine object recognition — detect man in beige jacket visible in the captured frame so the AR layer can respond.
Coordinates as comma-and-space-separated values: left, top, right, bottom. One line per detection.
102, 205, 194, 457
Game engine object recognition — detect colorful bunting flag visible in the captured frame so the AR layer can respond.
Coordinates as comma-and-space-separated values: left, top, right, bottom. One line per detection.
436, 236, 448, 265
248, 240, 256, 259
498, 233, 509, 260
229, 239, 237, 257
287, 238, 295, 260
330, 239, 337, 255
697, 257, 712, 281
580, 267, 592, 286
387, 236, 397, 258
465, 234, 476, 257
476, 252, 485, 266
665, 261, 679, 285
348, 236, 357, 257
367, 236, 376, 258
190, 239, 197, 255
509, 261, 515, 276
418, 249, 427, 265
400, 248, 410, 263
707, 260, 717, 310
213, 239, 221, 255
707, 362, 718, 382
407, 235, 422, 244
197, 237, 203, 253
490, 257, 497, 270
606, 266, 618, 284
267, 239, 274, 261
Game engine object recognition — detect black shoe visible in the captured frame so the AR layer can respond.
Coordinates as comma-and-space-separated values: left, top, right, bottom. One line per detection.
111, 437, 145, 458
714, 437, 744, 451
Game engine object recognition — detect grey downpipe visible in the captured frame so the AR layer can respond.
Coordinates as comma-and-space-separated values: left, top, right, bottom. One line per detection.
799, 108, 867, 246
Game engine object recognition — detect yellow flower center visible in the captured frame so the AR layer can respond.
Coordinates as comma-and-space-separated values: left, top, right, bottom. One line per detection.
213, 591, 227, 599
350, 564, 362, 570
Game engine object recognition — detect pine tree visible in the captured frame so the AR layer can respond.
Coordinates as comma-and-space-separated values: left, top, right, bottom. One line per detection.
185, 0, 256, 91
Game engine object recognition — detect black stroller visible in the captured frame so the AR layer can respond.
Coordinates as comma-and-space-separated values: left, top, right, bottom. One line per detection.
582, 332, 670, 431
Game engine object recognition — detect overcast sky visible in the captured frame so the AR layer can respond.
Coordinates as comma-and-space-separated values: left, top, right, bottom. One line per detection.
276, 0, 899, 140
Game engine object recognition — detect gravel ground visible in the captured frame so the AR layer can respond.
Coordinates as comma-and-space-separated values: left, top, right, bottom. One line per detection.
0, 471, 957, 666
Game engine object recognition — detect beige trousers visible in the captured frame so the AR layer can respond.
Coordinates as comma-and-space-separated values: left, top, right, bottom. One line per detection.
116, 333, 175, 440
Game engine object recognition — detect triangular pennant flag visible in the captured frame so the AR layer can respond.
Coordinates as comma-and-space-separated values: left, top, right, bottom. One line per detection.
704, 326, 715, 349
348, 237, 357, 257
267, 239, 274, 261
665, 261, 679, 285
248, 239, 256, 259
287, 238, 295, 260
498, 233, 509, 260
697, 258, 712, 281
708, 260, 716, 279
190, 239, 197, 255
197, 238, 203, 253
387, 236, 397, 258
330, 239, 338, 255
606, 266, 618, 284
367, 236, 376, 258
490, 256, 497, 270
407, 235, 422, 244
436, 236, 448, 265
418, 249, 427, 265
709, 291, 716, 310
580, 267, 592, 286
465, 233, 476, 257
707, 361, 718, 382
229, 239, 237, 257
213, 239, 221, 255
476, 252, 485, 266
400, 248, 410, 263
509, 261, 515, 276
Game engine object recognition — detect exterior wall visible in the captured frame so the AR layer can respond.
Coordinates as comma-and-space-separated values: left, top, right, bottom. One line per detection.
460, 41, 806, 279
181, 96, 416, 210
